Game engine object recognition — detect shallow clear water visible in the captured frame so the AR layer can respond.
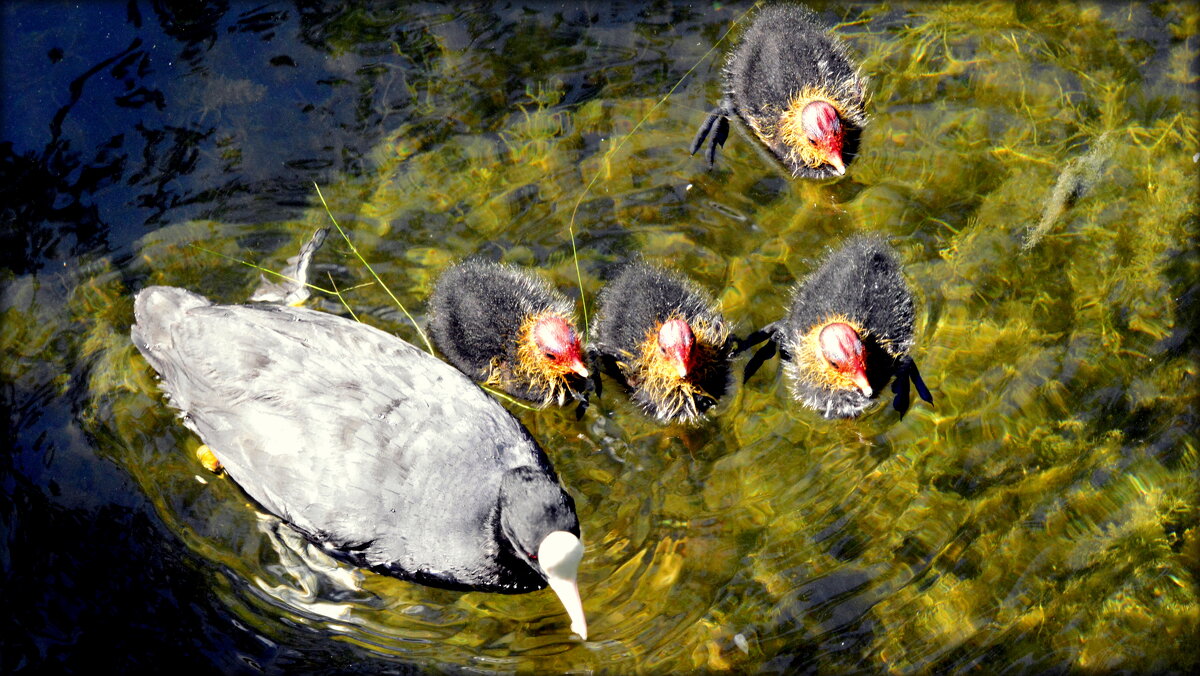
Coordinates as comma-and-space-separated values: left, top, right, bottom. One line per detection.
3, 1, 1197, 673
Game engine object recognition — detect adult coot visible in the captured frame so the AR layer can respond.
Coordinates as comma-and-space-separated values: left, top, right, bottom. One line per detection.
591, 261, 734, 423
131, 286, 588, 639
690, 4, 868, 179
743, 236, 932, 418
429, 260, 590, 408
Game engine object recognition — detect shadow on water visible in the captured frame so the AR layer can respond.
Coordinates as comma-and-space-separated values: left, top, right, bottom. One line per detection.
3, 0, 1199, 673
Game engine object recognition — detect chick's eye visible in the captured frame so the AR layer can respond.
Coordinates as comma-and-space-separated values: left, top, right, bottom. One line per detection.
544, 351, 557, 361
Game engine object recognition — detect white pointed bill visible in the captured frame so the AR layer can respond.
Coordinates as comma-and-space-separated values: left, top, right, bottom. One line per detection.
538, 530, 588, 640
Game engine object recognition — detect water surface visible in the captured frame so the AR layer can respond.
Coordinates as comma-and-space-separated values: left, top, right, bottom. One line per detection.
2, 1, 1197, 672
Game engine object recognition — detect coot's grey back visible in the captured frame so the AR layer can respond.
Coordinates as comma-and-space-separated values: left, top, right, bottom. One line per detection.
131, 286, 547, 587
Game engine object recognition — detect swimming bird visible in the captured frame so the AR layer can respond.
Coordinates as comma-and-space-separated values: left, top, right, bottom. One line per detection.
428, 259, 590, 408
591, 261, 734, 423
743, 235, 931, 418
131, 287, 589, 639
690, 4, 868, 179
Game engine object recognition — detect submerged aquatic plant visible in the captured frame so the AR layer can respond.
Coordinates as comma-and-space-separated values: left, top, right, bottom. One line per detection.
42, 1, 1198, 672
1024, 132, 1114, 249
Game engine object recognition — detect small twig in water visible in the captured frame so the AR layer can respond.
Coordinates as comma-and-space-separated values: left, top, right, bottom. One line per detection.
1024, 132, 1113, 250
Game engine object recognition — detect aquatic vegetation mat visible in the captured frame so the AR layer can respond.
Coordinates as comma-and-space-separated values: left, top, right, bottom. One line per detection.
4, 1, 1195, 672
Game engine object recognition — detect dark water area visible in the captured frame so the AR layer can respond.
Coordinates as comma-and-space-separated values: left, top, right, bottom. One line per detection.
2, 0, 417, 275
3, 0, 1199, 673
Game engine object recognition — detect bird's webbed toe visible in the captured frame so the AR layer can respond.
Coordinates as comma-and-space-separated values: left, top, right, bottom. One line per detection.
909, 359, 933, 404
706, 116, 730, 167
891, 371, 911, 416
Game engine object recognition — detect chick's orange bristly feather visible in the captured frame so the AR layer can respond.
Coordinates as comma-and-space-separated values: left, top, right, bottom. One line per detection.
691, 4, 868, 179
511, 312, 589, 407
429, 260, 589, 408
593, 262, 734, 424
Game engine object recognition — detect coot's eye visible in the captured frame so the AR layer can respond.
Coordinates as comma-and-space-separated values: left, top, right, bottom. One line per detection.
528, 552, 538, 560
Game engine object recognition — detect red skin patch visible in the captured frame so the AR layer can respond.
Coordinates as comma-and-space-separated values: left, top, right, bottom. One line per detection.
532, 315, 589, 377
801, 100, 846, 174
657, 318, 695, 378
818, 322, 871, 396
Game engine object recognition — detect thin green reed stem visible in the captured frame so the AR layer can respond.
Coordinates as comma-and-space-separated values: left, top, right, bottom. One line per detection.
312, 187, 534, 411
313, 182, 436, 355
327, 272, 361, 323
566, 2, 758, 339
189, 244, 337, 296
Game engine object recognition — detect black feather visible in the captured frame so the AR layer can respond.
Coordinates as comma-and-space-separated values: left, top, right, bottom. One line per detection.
428, 259, 585, 405
692, 4, 867, 178
592, 261, 734, 423
782, 235, 931, 418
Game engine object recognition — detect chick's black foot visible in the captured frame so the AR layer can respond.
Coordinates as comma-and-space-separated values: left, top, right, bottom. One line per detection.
891, 357, 933, 416
690, 107, 731, 168
910, 359, 934, 404
743, 340, 778, 384
732, 322, 781, 355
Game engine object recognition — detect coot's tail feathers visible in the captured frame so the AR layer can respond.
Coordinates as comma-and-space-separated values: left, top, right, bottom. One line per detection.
689, 106, 731, 168
249, 226, 330, 305
891, 357, 933, 416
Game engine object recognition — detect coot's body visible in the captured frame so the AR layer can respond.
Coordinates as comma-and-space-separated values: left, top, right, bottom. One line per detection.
591, 262, 733, 423
769, 236, 931, 418
131, 286, 588, 636
429, 260, 589, 407
691, 4, 867, 179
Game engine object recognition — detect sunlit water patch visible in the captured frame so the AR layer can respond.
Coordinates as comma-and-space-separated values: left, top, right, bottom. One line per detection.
3, 1, 1197, 672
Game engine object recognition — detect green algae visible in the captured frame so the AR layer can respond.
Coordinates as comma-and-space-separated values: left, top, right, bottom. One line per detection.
3, 0, 1187, 672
